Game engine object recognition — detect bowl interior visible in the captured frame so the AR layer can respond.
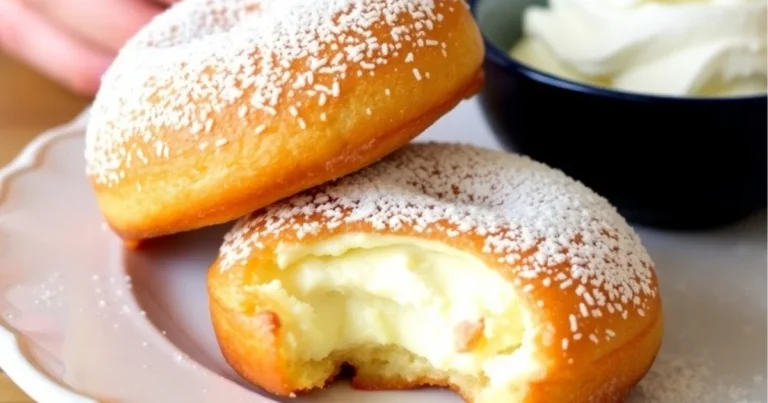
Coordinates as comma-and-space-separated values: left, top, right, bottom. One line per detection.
473, 0, 543, 54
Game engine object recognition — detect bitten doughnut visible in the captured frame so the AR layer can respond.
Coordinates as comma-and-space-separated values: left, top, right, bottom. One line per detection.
208, 143, 664, 403
84, 0, 484, 241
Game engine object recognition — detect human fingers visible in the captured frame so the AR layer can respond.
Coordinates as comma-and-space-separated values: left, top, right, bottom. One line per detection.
0, 0, 113, 96
23, 0, 164, 54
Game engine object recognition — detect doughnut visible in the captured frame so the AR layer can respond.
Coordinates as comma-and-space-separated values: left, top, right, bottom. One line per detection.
84, 0, 484, 242
207, 143, 664, 403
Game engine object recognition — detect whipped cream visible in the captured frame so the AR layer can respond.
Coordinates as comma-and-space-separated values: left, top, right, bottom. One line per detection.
510, 0, 767, 97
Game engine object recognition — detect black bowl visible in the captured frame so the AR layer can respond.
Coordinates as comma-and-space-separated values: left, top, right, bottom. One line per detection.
469, 0, 768, 231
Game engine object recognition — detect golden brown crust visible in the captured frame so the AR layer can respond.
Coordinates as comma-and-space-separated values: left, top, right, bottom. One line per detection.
209, 294, 295, 395
207, 143, 664, 402
351, 372, 471, 401
524, 314, 662, 403
85, 0, 485, 242
98, 71, 482, 241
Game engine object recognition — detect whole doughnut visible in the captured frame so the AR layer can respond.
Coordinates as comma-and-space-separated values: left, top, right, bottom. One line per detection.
84, 0, 484, 241
208, 142, 664, 403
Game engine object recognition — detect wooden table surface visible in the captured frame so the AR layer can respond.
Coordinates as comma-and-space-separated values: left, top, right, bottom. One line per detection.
0, 50, 90, 402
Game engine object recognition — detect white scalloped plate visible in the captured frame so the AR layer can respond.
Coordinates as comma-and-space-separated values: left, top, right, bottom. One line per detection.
1, 100, 766, 403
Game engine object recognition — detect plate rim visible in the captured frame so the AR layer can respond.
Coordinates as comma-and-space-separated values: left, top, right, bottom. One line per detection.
0, 108, 97, 403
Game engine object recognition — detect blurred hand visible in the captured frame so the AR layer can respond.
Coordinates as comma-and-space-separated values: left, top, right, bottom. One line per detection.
0, 0, 177, 96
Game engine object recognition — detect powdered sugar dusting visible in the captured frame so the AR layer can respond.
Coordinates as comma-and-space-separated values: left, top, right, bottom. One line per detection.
629, 355, 763, 403
219, 143, 658, 344
84, 0, 462, 186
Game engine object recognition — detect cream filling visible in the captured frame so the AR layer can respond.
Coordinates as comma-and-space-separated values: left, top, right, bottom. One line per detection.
254, 233, 535, 385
